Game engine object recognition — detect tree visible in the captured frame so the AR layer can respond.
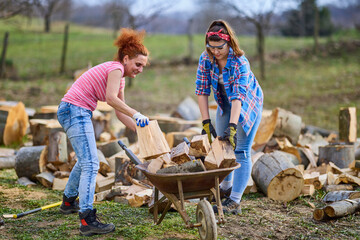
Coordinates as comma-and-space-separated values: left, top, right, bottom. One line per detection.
216, 0, 284, 81
281, 0, 334, 37
0, 0, 35, 19
34, 0, 67, 33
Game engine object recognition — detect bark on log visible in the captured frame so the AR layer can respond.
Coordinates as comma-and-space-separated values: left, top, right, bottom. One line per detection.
136, 120, 170, 159
322, 191, 360, 202
157, 159, 205, 174
29, 119, 62, 146
273, 108, 302, 145
15, 146, 46, 181
324, 198, 360, 218
97, 138, 128, 158
339, 107, 357, 143
0, 156, 15, 169
251, 151, 304, 202
47, 131, 68, 164
318, 145, 355, 168
16, 177, 36, 187
171, 96, 201, 121
149, 115, 201, 134
313, 208, 330, 221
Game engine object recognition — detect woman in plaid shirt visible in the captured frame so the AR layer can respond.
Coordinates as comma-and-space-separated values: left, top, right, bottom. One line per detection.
195, 19, 263, 214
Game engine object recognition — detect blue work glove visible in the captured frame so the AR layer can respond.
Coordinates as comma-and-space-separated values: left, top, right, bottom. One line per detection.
132, 112, 149, 127
220, 123, 237, 149
202, 119, 217, 144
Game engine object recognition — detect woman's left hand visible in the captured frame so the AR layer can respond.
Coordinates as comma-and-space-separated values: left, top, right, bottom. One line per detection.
221, 123, 237, 149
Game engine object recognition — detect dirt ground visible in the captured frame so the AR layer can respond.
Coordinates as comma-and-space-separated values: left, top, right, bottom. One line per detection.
1, 183, 359, 240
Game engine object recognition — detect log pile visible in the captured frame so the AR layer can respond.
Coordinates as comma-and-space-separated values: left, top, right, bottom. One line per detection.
1, 96, 359, 210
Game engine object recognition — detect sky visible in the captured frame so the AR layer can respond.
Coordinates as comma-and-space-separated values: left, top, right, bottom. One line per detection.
80, 0, 341, 15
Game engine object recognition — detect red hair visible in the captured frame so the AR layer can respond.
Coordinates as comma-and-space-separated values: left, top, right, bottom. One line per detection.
114, 28, 149, 63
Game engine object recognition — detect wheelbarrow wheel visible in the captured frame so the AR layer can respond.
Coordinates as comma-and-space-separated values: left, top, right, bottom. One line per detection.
196, 200, 217, 240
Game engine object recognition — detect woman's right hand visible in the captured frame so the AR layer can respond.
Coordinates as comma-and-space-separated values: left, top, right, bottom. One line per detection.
132, 112, 149, 127
202, 119, 217, 144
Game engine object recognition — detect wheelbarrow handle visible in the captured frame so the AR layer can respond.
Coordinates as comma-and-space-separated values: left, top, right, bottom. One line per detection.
183, 137, 190, 146
117, 140, 143, 166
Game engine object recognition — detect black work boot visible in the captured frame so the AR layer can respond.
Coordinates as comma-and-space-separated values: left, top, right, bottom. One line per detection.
79, 209, 115, 236
60, 194, 79, 214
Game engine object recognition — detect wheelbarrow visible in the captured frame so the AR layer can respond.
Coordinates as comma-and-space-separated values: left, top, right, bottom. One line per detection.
118, 140, 240, 240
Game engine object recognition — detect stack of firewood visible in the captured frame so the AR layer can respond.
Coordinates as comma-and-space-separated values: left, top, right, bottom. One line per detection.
0, 97, 359, 212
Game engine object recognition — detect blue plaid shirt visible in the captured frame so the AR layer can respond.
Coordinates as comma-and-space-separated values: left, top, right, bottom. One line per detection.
195, 48, 263, 135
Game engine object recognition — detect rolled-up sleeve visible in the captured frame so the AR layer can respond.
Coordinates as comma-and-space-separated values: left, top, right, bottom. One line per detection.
229, 59, 250, 102
195, 53, 211, 96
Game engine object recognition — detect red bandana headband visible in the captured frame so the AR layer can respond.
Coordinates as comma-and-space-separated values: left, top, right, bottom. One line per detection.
206, 29, 230, 41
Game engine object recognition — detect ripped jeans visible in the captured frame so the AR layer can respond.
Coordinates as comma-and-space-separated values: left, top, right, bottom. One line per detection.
216, 98, 262, 203
57, 101, 99, 213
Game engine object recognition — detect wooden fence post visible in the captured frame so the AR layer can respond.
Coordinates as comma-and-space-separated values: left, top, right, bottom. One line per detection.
60, 24, 69, 74
0, 32, 9, 78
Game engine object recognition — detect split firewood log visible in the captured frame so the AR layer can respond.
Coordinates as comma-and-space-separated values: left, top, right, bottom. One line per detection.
339, 107, 357, 143
170, 141, 192, 164
157, 159, 205, 174
47, 131, 68, 164
97, 149, 111, 176
136, 120, 170, 159
36, 171, 55, 188
325, 184, 353, 192
52, 177, 68, 191
189, 134, 210, 158
301, 184, 315, 196
322, 191, 360, 202
334, 173, 360, 186
95, 173, 115, 193
251, 151, 304, 202
15, 145, 47, 181
0, 102, 29, 146
92, 110, 111, 141
253, 108, 278, 150
16, 177, 36, 187
204, 137, 236, 170
303, 172, 322, 190
125, 185, 153, 208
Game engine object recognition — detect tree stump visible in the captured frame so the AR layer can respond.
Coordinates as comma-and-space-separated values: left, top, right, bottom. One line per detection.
251, 151, 304, 202
29, 119, 62, 146
318, 144, 355, 168
15, 145, 47, 181
47, 131, 68, 164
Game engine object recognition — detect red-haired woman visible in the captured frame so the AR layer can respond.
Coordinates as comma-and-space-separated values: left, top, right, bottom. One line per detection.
196, 20, 263, 214
57, 28, 149, 236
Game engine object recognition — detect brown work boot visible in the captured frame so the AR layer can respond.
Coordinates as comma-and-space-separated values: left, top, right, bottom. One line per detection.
213, 197, 242, 215
79, 209, 115, 236
60, 194, 79, 214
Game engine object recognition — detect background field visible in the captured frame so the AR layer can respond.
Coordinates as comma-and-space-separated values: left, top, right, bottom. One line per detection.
1, 18, 360, 240
1, 19, 359, 135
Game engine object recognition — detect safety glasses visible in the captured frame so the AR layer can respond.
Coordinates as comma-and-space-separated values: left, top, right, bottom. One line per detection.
206, 42, 227, 50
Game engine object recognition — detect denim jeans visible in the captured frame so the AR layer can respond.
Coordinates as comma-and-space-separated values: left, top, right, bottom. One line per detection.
57, 101, 99, 213
216, 95, 262, 203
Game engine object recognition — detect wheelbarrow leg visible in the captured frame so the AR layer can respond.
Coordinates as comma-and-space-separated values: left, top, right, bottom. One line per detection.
214, 175, 225, 223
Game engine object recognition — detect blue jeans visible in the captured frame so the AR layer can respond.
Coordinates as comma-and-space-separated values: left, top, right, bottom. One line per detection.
216, 96, 262, 203
57, 101, 99, 213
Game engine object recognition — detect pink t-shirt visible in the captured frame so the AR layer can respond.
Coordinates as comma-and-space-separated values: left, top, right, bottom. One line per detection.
62, 61, 125, 111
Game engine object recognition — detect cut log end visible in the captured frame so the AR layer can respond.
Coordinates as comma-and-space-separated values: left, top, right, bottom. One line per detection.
267, 168, 304, 202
